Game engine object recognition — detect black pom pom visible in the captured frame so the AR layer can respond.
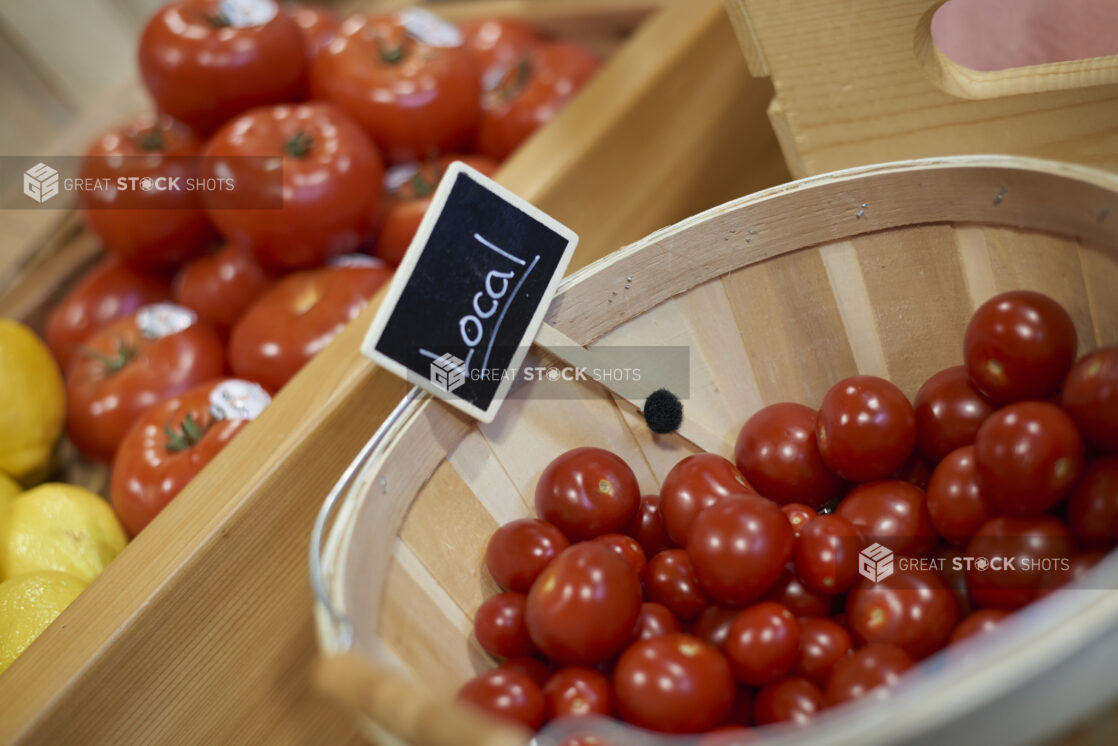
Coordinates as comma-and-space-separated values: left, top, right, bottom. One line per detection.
643, 389, 683, 434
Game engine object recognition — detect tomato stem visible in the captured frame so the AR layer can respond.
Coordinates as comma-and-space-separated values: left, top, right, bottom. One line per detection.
76, 338, 137, 375
284, 131, 314, 158
410, 172, 435, 198
164, 412, 211, 453
499, 56, 533, 102
135, 128, 165, 152
207, 11, 232, 27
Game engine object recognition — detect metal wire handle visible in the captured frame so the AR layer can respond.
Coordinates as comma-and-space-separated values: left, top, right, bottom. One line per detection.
309, 386, 423, 652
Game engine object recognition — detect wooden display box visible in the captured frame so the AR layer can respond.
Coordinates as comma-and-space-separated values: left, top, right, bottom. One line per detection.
0, 0, 787, 743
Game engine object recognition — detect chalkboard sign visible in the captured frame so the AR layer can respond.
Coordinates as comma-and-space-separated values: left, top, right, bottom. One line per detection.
362, 161, 578, 422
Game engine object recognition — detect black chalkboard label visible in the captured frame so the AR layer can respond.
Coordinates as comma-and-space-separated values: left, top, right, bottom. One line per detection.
362, 162, 578, 422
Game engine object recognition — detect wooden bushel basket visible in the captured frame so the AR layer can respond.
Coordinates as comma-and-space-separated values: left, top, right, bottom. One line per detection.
311, 156, 1118, 746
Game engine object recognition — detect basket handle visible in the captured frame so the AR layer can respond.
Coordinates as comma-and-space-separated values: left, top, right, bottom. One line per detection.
314, 653, 531, 746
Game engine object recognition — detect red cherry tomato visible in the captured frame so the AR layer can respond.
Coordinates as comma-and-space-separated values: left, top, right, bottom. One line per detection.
964, 290, 1077, 405
203, 102, 385, 269
284, 3, 337, 60
79, 114, 214, 269
933, 543, 974, 616
460, 18, 540, 80
375, 155, 499, 266
688, 494, 794, 605
763, 567, 834, 618
66, 304, 225, 462
525, 542, 641, 665
782, 503, 818, 536
497, 657, 552, 687
542, 666, 612, 720
173, 243, 274, 333
477, 42, 600, 160
817, 375, 917, 483
1067, 457, 1118, 552
310, 12, 480, 163
966, 515, 1074, 610
139, 0, 306, 134
735, 403, 842, 508
796, 617, 853, 687
475, 592, 537, 659
613, 634, 735, 734
754, 677, 823, 726
926, 446, 996, 544
1061, 347, 1118, 452
110, 378, 268, 536
45, 258, 170, 372
846, 568, 959, 659
836, 480, 938, 557
534, 447, 640, 541
724, 602, 800, 686
631, 602, 681, 643
229, 264, 392, 393
456, 668, 544, 730
950, 609, 1009, 644
485, 518, 570, 593
823, 643, 914, 707
591, 534, 646, 580
913, 365, 996, 463
793, 514, 864, 595
660, 453, 753, 546
974, 401, 1083, 516
644, 549, 708, 621
693, 605, 739, 650
625, 494, 673, 558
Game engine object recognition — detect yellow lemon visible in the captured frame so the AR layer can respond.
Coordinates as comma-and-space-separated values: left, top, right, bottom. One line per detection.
0, 483, 127, 583
0, 471, 19, 516
0, 320, 65, 482
0, 570, 87, 674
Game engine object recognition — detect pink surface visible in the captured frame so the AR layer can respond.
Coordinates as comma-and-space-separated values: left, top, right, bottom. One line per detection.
931, 0, 1118, 71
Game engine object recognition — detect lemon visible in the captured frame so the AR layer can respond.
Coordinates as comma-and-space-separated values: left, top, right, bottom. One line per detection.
0, 472, 19, 516
0, 570, 87, 674
0, 320, 65, 483
0, 483, 127, 583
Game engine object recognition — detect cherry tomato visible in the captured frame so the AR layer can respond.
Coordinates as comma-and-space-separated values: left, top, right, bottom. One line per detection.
110, 378, 269, 536
966, 515, 1074, 610
625, 494, 673, 558
792, 514, 864, 595
836, 480, 937, 557
474, 592, 537, 659
456, 668, 544, 730
724, 602, 800, 686
525, 542, 641, 665
66, 303, 225, 462
591, 534, 646, 580
964, 290, 1077, 404
796, 617, 852, 687
497, 657, 552, 687
933, 543, 974, 616
485, 518, 570, 593
284, 3, 337, 60
79, 114, 215, 269
734, 403, 842, 507
782, 503, 817, 536
542, 666, 611, 720
203, 102, 385, 269
823, 643, 914, 707
754, 677, 823, 726
631, 602, 680, 642
763, 567, 834, 618
45, 258, 170, 372
1061, 347, 1118, 452
816, 376, 916, 483
612, 634, 735, 733
846, 568, 959, 659
310, 12, 480, 163
375, 154, 500, 266
534, 447, 640, 541
693, 605, 739, 649
1067, 457, 1118, 551
950, 609, 1009, 644
139, 0, 306, 134
688, 494, 794, 605
914, 365, 996, 463
660, 453, 753, 546
644, 549, 708, 621
173, 243, 274, 333
926, 446, 996, 544
229, 264, 392, 392
460, 18, 540, 80
477, 42, 600, 160
974, 401, 1083, 516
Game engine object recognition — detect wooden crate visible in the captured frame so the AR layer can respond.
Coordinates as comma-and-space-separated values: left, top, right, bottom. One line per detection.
0, 1, 786, 743
721, 0, 1118, 178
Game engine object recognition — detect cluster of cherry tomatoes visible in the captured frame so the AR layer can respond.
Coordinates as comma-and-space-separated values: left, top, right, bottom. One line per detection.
45, 0, 600, 538
456, 289, 1117, 741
